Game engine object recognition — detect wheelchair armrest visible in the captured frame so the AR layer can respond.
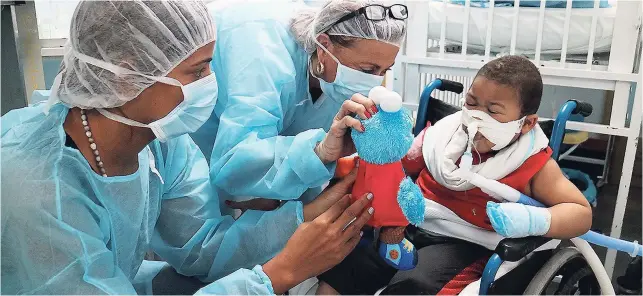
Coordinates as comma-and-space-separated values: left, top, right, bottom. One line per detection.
494, 236, 552, 262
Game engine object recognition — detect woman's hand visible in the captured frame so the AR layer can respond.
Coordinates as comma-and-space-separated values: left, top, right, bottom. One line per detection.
303, 164, 358, 221
315, 94, 377, 164
262, 193, 374, 294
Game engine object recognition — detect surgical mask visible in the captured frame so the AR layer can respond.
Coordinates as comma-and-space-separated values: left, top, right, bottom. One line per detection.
312, 39, 384, 103
98, 72, 218, 142
461, 106, 525, 151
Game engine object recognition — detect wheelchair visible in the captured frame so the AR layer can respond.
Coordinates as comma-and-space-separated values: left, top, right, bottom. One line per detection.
411, 79, 639, 295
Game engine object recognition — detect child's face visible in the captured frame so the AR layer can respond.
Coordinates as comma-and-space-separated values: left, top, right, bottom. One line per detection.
463, 76, 538, 153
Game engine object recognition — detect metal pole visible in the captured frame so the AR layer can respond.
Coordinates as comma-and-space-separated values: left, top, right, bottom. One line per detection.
14, 1, 45, 104
1, 1, 44, 115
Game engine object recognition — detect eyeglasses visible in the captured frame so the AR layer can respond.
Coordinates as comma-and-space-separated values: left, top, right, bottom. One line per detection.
321, 4, 408, 33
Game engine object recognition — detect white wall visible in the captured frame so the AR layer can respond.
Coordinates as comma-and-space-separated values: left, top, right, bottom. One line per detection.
538, 86, 607, 124
34, 0, 80, 39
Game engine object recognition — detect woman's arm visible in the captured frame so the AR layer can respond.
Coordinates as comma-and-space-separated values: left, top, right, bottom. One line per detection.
196, 192, 373, 295
151, 136, 304, 281
152, 136, 360, 282
2, 194, 137, 294
195, 266, 276, 295
208, 22, 334, 201
528, 158, 592, 238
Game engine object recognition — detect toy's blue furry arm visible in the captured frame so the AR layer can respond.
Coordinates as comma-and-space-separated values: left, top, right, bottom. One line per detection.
397, 177, 425, 226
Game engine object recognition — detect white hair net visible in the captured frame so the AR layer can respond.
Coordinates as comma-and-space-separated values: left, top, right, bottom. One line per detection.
48, 0, 216, 110
290, 0, 406, 53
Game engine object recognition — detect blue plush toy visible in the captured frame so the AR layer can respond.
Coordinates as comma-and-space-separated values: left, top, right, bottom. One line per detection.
346, 86, 426, 270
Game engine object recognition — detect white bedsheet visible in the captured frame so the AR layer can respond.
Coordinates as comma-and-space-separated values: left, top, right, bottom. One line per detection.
427, 2, 616, 55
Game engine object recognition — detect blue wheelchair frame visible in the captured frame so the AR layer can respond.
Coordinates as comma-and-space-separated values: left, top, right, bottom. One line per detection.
415, 79, 594, 295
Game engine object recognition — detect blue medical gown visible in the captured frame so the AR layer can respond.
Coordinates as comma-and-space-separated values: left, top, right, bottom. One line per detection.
1, 103, 303, 294
190, 2, 340, 204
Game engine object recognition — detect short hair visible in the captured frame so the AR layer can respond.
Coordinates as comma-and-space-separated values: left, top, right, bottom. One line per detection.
475, 55, 543, 116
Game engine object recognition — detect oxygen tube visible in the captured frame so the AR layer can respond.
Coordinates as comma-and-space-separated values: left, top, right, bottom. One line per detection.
460, 123, 641, 258
460, 128, 643, 257
460, 127, 638, 295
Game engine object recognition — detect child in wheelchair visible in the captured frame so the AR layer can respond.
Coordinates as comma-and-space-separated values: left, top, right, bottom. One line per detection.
316, 55, 592, 295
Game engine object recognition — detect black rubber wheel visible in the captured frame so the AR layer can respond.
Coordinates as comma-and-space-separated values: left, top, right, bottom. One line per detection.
523, 247, 600, 295
555, 264, 601, 295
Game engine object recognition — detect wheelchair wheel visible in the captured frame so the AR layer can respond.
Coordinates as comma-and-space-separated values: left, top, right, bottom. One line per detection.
524, 246, 600, 295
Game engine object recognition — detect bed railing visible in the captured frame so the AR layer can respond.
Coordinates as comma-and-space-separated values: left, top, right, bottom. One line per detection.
395, 0, 641, 123
403, 0, 639, 67
393, 0, 642, 279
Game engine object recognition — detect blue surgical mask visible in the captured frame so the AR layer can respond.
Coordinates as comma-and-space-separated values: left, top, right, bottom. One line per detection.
97, 72, 218, 142
313, 40, 384, 103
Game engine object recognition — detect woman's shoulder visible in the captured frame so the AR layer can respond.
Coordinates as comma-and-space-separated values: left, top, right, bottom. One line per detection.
2, 103, 69, 205
210, 1, 305, 33
2, 105, 112, 234
2, 103, 67, 146
153, 134, 210, 182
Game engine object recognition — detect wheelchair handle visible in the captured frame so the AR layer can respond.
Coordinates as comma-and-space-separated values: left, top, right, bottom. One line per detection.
549, 100, 593, 159
570, 100, 593, 117
414, 79, 465, 136
437, 79, 464, 94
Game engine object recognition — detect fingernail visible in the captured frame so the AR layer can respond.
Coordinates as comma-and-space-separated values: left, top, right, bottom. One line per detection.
368, 207, 374, 214
361, 124, 365, 132
367, 193, 373, 200
365, 111, 372, 119
371, 106, 378, 114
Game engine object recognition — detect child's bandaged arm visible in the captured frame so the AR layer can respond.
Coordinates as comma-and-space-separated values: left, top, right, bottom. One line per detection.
525, 157, 592, 239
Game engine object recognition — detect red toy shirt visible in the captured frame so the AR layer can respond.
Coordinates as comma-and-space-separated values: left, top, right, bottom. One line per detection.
351, 158, 409, 227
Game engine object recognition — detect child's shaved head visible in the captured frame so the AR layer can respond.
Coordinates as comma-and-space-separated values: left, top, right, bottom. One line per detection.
475, 55, 543, 116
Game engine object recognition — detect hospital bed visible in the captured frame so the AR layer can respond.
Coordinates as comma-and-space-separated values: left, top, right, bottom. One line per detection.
394, 0, 643, 278
423, 0, 617, 57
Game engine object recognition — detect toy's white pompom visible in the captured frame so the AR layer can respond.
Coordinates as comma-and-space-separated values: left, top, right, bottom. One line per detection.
368, 86, 388, 105
380, 91, 403, 113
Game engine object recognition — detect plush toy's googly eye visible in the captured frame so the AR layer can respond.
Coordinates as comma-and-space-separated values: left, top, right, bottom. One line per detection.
368, 86, 388, 105
380, 91, 403, 113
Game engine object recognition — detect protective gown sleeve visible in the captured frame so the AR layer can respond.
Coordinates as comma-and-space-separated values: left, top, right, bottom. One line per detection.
195, 265, 275, 295
151, 136, 304, 282
6, 206, 275, 296
209, 22, 335, 201
1, 196, 138, 295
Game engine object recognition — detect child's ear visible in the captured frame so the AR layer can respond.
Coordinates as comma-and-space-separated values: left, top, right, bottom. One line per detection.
520, 114, 539, 134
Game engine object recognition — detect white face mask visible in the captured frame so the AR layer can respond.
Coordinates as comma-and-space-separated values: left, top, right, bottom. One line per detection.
461, 106, 525, 151
312, 39, 384, 103
97, 72, 218, 142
